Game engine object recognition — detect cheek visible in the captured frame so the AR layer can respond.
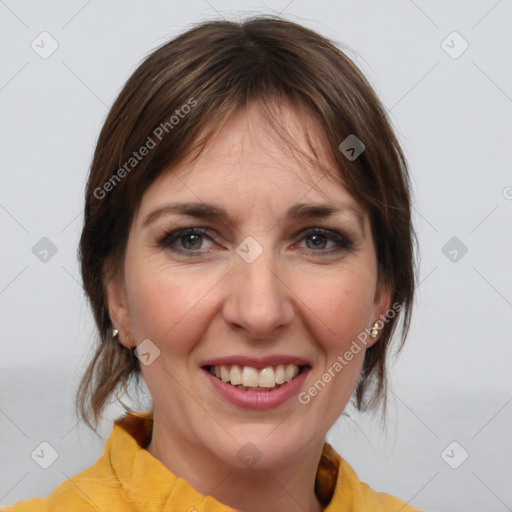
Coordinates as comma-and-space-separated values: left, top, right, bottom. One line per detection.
124, 256, 223, 352
295, 267, 376, 350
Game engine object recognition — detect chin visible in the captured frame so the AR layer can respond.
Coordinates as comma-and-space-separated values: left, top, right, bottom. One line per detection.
209, 422, 319, 471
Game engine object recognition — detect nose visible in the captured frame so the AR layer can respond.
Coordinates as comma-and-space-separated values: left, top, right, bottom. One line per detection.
222, 248, 294, 339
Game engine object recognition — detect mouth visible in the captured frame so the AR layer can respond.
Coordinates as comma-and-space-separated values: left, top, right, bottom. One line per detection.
202, 363, 310, 392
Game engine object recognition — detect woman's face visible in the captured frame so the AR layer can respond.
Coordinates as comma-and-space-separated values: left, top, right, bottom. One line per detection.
108, 104, 390, 470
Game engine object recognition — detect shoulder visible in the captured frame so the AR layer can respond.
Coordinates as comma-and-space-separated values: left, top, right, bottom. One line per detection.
324, 445, 422, 512
1, 459, 128, 512
341, 458, 422, 511
1, 423, 133, 512
2, 487, 91, 512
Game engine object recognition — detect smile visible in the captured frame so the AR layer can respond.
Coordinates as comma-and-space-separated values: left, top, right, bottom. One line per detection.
205, 364, 308, 391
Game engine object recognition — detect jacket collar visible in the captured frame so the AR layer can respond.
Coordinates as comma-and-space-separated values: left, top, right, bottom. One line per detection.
110, 411, 341, 510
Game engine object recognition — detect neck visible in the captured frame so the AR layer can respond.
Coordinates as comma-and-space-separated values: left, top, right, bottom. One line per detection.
146, 412, 325, 512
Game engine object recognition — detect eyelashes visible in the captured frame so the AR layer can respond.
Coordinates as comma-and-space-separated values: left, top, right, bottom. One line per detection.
156, 226, 353, 257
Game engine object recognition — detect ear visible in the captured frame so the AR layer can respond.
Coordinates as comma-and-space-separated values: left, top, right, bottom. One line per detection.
367, 281, 393, 348
105, 271, 134, 348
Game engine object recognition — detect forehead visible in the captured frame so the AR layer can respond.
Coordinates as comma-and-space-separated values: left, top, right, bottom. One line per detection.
139, 102, 362, 220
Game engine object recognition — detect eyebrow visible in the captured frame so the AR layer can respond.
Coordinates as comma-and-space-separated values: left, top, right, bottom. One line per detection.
142, 201, 365, 233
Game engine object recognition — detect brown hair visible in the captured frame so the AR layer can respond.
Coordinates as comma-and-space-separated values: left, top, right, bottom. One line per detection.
77, 16, 416, 431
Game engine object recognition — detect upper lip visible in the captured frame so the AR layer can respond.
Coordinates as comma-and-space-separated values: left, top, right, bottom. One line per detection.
201, 355, 312, 370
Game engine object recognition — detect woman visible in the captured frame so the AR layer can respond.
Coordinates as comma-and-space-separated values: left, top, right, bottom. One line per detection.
3, 16, 418, 512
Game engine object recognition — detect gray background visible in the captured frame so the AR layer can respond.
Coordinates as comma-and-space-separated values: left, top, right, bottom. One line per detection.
1, 1, 511, 511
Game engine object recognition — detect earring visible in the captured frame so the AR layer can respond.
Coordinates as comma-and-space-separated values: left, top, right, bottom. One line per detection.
111, 328, 119, 339
370, 323, 379, 339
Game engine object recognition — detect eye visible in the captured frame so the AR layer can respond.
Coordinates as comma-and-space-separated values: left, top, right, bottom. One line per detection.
296, 228, 352, 254
304, 233, 334, 250
157, 227, 215, 254
180, 233, 204, 250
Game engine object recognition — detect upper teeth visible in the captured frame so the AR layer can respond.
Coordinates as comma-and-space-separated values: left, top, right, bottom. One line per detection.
211, 364, 300, 388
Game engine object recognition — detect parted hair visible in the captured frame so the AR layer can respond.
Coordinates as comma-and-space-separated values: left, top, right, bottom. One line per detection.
77, 16, 416, 431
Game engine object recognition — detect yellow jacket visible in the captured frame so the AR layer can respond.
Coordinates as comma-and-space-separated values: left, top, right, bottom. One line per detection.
2, 412, 421, 511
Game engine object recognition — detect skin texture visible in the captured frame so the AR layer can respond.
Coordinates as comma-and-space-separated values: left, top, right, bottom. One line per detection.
107, 103, 391, 512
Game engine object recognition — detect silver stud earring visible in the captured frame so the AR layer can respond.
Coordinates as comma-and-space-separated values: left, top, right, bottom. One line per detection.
370, 323, 379, 339
111, 328, 119, 339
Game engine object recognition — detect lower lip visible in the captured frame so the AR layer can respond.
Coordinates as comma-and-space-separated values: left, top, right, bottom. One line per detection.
204, 368, 310, 410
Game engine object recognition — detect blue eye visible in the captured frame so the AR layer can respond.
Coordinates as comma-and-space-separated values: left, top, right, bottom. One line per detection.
158, 228, 213, 253
298, 228, 352, 253
304, 233, 334, 250
180, 233, 203, 250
